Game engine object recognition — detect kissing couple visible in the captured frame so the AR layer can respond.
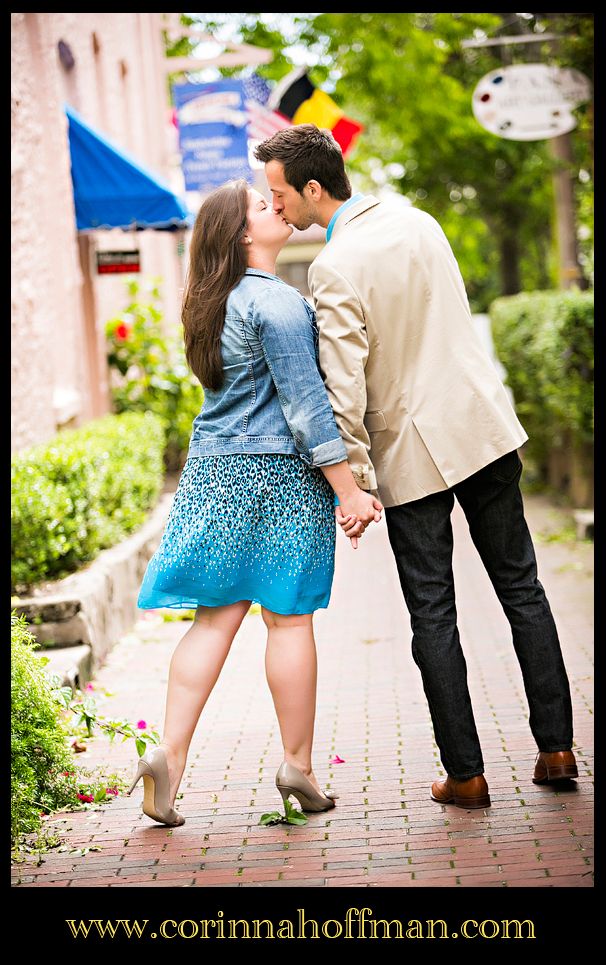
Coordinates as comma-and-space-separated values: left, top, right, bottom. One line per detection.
130, 125, 577, 827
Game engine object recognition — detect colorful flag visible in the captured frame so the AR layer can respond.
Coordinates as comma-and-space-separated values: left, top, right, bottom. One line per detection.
268, 67, 363, 156
243, 74, 292, 141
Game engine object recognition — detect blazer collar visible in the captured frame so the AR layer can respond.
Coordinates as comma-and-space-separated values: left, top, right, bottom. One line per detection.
329, 194, 381, 240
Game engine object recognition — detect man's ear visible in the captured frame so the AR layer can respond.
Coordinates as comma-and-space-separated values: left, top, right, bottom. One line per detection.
305, 179, 322, 201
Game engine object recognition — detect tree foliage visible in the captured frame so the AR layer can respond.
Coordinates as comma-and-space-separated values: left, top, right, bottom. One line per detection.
184, 12, 593, 310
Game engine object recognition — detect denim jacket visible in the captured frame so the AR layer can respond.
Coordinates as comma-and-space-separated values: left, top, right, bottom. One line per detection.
187, 269, 348, 468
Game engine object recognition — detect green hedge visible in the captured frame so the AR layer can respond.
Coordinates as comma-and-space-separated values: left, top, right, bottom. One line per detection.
490, 289, 593, 465
11, 411, 165, 591
11, 612, 75, 844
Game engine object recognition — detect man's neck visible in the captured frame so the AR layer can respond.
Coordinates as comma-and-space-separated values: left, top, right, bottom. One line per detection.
317, 198, 345, 229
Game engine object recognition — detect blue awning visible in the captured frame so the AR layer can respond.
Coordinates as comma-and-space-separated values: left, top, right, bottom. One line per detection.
65, 106, 194, 231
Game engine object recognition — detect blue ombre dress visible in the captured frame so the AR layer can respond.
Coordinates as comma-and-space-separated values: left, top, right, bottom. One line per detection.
137, 269, 348, 617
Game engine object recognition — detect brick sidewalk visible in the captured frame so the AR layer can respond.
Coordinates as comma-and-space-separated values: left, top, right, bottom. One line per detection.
12, 493, 593, 889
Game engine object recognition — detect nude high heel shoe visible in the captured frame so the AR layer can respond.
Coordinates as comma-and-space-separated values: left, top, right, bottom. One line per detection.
275, 761, 338, 813
126, 745, 185, 827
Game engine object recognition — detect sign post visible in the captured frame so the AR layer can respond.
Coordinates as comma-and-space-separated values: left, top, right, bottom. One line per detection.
470, 61, 592, 290
472, 64, 591, 141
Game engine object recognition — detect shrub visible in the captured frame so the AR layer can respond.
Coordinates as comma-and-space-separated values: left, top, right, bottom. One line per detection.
11, 411, 165, 591
490, 288, 593, 468
11, 612, 75, 844
106, 278, 203, 471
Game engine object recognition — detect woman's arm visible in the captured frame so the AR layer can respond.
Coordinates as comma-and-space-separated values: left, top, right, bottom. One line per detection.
254, 285, 349, 469
320, 461, 383, 546
254, 285, 382, 539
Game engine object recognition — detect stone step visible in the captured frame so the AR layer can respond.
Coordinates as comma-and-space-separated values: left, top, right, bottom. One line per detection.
34, 643, 93, 693
12, 490, 174, 673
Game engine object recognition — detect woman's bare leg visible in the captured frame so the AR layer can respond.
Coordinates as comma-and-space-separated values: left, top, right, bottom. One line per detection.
159, 600, 251, 805
262, 608, 324, 794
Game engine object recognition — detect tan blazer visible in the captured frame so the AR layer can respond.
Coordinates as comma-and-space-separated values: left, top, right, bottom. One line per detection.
308, 196, 528, 507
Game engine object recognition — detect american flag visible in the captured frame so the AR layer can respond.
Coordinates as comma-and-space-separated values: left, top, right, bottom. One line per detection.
243, 74, 291, 141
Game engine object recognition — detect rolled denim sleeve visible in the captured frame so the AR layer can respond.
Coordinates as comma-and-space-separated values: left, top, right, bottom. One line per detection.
252, 286, 348, 467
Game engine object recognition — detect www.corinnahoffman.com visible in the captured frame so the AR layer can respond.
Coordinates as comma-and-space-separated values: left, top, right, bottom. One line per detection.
66, 908, 536, 940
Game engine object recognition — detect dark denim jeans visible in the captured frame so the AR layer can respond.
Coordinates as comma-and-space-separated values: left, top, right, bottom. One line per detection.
385, 449, 574, 780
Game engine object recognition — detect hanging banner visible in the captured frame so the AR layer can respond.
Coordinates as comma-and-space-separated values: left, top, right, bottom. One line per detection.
472, 64, 592, 141
173, 79, 253, 192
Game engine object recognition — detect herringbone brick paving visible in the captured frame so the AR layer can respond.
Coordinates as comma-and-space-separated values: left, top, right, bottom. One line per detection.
13, 493, 593, 888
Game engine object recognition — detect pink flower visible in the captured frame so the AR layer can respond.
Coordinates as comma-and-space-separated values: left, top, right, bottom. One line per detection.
106, 787, 119, 796
136, 720, 147, 730
77, 793, 94, 803
85, 683, 95, 692
329, 755, 345, 764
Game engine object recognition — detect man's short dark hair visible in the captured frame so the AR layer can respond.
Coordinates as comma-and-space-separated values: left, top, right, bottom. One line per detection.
254, 124, 352, 201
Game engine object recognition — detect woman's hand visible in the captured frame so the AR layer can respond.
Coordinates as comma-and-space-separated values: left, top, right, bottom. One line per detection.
337, 490, 383, 538
337, 513, 360, 549
320, 461, 382, 549
335, 491, 383, 550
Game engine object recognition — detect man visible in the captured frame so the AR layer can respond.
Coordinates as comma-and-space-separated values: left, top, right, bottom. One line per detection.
254, 124, 578, 808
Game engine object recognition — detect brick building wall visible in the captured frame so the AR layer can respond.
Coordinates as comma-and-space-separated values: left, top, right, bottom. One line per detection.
11, 12, 186, 452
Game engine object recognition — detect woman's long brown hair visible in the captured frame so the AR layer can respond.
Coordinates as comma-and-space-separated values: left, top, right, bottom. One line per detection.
182, 179, 249, 390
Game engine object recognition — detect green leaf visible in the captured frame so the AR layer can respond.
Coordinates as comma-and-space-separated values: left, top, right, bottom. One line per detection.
258, 812, 283, 826
284, 799, 308, 825
285, 812, 308, 825
135, 738, 146, 757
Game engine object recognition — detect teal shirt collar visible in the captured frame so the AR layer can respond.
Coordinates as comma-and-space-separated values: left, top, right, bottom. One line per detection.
325, 192, 365, 242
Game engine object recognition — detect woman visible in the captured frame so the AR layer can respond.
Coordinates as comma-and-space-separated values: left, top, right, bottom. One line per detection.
127, 179, 382, 827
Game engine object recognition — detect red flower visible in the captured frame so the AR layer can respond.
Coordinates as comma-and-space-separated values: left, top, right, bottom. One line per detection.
115, 322, 131, 341
77, 792, 94, 803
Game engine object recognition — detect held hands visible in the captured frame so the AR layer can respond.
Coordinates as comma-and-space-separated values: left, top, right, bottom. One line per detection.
336, 490, 383, 550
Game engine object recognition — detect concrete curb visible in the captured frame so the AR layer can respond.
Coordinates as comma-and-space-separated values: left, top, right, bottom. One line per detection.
14, 491, 174, 679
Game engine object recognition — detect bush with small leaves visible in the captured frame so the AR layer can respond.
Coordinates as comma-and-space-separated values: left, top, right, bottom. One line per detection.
11, 411, 165, 590
490, 288, 593, 468
11, 613, 76, 845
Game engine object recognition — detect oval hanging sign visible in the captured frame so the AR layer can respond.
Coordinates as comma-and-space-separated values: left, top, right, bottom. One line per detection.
472, 64, 592, 141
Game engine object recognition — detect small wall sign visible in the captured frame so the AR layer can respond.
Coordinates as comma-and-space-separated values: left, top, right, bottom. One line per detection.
96, 250, 141, 274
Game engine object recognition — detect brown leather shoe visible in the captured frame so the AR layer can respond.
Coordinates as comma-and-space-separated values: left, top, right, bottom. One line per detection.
533, 750, 578, 784
430, 774, 491, 809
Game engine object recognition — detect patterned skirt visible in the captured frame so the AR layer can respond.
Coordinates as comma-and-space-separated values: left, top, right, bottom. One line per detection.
137, 454, 336, 616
